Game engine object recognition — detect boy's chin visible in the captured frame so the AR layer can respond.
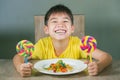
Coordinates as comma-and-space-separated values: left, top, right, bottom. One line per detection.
52, 36, 69, 41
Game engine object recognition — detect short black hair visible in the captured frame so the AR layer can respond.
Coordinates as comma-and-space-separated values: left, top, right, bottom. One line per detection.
44, 4, 73, 26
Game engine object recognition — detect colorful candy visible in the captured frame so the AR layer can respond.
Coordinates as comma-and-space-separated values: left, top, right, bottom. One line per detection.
16, 40, 34, 58
80, 36, 97, 62
45, 60, 73, 73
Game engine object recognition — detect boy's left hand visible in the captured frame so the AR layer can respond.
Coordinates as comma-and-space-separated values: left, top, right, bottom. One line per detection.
88, 62, 99, 76
85, 61, 99, 76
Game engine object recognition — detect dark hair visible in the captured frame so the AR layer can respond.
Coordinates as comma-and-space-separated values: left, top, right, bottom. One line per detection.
44, 4, 73, 26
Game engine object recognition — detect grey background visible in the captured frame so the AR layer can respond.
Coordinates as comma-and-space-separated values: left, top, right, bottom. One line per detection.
0, 0, 120, 59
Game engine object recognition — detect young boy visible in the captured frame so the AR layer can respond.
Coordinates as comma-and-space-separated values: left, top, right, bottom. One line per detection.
13, 4, 112, 77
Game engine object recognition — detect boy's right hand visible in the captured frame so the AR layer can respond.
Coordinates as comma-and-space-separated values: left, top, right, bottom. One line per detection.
17, 63, 33, 77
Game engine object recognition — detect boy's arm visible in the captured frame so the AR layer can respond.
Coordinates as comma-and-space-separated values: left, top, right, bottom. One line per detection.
13, 54, 24, 72
92, 49, 112, 73
13, 54, 32, 77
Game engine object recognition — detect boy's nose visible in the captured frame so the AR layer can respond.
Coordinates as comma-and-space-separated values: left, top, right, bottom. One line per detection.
57, 22, 64, 27
57, 24, 64, 28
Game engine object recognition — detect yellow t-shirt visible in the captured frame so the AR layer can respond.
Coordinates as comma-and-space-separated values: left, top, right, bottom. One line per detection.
32, 36, 86, 60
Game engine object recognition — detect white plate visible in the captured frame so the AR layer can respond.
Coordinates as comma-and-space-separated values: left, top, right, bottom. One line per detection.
34, 58, 87, 75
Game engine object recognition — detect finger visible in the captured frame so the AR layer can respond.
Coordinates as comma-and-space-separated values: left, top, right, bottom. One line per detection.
88, 67, 98, 75
88, 62, 97, 68
21, 69, 32, 77
20, 65, 32, 72
23, 70, 31, 75
84, 60, 89, 64
88, 66, 94, 71
89, 70, 98, 76
27, 62, 33, 68
21, 63, 32, 69
88, 67, 97, 73
21, 72, 31, 77
88, 64, 98, 72
21, 67, 31, 72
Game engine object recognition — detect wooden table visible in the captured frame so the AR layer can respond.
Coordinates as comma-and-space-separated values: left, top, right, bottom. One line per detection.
0, 59, 120, 80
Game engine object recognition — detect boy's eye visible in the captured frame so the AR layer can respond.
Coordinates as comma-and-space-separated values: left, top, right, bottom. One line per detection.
51, 20, 57, 23
64, 21, 68, 22
63, 20, 69, 23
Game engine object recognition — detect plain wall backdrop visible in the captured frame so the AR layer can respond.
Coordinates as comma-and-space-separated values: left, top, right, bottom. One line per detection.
0, 0, 120, 59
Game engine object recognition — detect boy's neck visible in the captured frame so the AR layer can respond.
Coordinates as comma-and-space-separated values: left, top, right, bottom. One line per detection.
52, 38, 69, 57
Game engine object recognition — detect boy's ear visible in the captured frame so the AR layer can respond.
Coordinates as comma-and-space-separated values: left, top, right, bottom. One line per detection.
44, 26, 49, 34
71, 25, 75, 33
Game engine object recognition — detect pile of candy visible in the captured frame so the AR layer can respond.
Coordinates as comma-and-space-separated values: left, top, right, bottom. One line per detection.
45, 60, 73, 73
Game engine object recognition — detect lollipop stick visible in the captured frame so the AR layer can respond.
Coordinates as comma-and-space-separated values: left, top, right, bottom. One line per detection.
24, 57, 28, 63
89, 53, 92, 62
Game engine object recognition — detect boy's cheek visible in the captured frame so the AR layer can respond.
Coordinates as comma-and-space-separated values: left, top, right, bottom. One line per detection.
44, 27, 49, 34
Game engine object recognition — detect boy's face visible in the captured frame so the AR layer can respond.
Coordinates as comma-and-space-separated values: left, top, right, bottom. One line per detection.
44, 13, 74, 40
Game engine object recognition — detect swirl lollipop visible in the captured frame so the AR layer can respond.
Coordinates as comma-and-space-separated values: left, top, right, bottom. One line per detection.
80, 36, 97, 62
16, 40, 34, 63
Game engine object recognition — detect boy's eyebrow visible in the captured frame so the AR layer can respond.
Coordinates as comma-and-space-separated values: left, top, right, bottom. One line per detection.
49, 18, 57, 21
63, 17, 70, 20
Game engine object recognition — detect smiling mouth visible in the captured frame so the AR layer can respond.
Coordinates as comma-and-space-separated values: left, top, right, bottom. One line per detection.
55, 29, 67, 34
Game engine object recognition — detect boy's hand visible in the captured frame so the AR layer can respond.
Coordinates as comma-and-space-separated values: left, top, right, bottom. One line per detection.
88, 62, 99, 76
85, 61, 99, 76
17, 62, 33, 77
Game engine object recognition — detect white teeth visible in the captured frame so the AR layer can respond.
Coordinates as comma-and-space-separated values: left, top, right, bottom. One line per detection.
55, 30, 66, 34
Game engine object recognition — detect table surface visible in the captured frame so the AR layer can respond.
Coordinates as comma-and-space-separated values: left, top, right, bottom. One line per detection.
0, 59, 120, 80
